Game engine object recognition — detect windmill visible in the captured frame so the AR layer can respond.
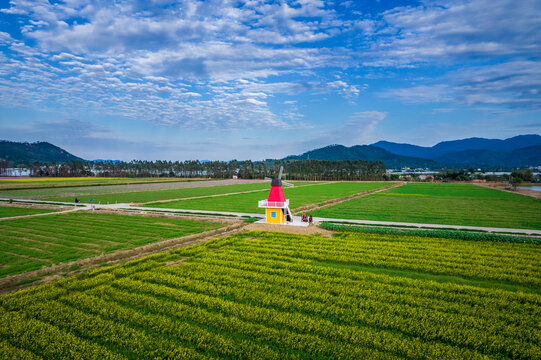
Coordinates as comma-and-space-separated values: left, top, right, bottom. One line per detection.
264, 166, 294, 187
258, 166, 293, 223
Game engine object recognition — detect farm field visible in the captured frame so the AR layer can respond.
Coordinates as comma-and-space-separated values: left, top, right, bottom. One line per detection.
0, 230, 539, 359
0, 206, 59, 219
0, 212, 223, 278
150, 181, 393, 214
312, 183, 541, 230
0, 179, 268, 200
45, 181, 276, 204
0, 177, 198, 191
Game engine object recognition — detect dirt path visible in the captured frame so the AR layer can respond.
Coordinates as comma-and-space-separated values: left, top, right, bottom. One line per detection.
0, 220, 246, 294
141, 182, 332, 206
292, 182, 406, 214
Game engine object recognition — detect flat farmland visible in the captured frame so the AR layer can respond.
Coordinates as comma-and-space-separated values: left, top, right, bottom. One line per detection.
0, 230, 538, 359
0, 212, 223, 278
150, 182, 394, 214
312, 183, 541, 229
44, 182, 274, 204
0, 206, 59, 219
0, 177, 198, 191
0, 179, 256, 200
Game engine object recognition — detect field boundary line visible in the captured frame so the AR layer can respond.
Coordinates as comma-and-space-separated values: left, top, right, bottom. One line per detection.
0, 206, 86, 222
140, 182, 333, 206
292, 182, 406, 214
0, 220, 247, 294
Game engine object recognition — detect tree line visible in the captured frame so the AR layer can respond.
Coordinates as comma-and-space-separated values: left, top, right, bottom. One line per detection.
14, 159, 387, 180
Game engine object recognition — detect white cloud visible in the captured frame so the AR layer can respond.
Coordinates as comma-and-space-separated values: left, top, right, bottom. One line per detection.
382, 85, 453, 103
0, 0, 362, 130
382, 61, 541, 108
362, 0, 541, 66
307, 111, 387, 147
0, 0, 539, 137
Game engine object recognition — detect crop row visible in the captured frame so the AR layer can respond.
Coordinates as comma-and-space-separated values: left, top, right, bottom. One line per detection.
0, 212, 222, 277
227, 241, 540, 286
216, 232, 540, 287
132, 266, 538, 359
0, 230, 539, 359
160, 258, 540, 323
319, 222, 541, 244
106, 278, 480, 360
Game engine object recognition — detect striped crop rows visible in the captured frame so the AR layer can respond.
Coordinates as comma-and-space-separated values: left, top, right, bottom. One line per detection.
0, 230, 539, 359
0, 212, 222, 277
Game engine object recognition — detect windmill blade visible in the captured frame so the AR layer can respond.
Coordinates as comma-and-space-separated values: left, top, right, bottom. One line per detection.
264, 177, 272, 181
282, 181, 294, 187
278, 166, 283, 180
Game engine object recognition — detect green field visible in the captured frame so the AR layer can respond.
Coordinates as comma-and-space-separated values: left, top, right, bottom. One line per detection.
151, 182, 393, 213
0, 181, 319, 200
0, 212, 222, 278
0, 230, 539, 359
312, 183, 541, 229
0, 177, 198, 191
0, 206, 59, 219
45, 182, 273, 204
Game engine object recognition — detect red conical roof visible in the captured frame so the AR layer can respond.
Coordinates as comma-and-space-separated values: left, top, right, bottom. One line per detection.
267, 185, 285, 203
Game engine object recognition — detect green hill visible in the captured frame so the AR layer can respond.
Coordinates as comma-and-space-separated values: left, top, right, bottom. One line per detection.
284, 144, 442, 169
435, 145, 541, 168
0, 141, 83, 166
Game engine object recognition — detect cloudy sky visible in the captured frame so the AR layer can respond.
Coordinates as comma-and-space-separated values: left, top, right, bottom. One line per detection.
0, 0, 540, 160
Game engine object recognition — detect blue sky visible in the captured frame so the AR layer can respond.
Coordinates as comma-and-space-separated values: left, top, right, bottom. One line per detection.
0, 0, 540, 161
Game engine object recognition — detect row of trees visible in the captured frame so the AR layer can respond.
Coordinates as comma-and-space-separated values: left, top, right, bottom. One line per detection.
15, 159, 387, 181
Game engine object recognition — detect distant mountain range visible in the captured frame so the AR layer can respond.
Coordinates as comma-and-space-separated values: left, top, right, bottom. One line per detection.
2, 135, 540, 169
372, 135, 541, 159
285, 135, 541, 169
283, 145, 441, 169
0, 141, 82, 165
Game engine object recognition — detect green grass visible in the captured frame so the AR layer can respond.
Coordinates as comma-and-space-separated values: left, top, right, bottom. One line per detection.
0, 230, 539, 359
0, 212, 223, 278
0, 206, 58, 218
312, 183, 541, 229
150, 182, 393, 213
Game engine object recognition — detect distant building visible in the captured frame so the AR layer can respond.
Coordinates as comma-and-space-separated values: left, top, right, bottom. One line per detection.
418, 174, 434, 182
